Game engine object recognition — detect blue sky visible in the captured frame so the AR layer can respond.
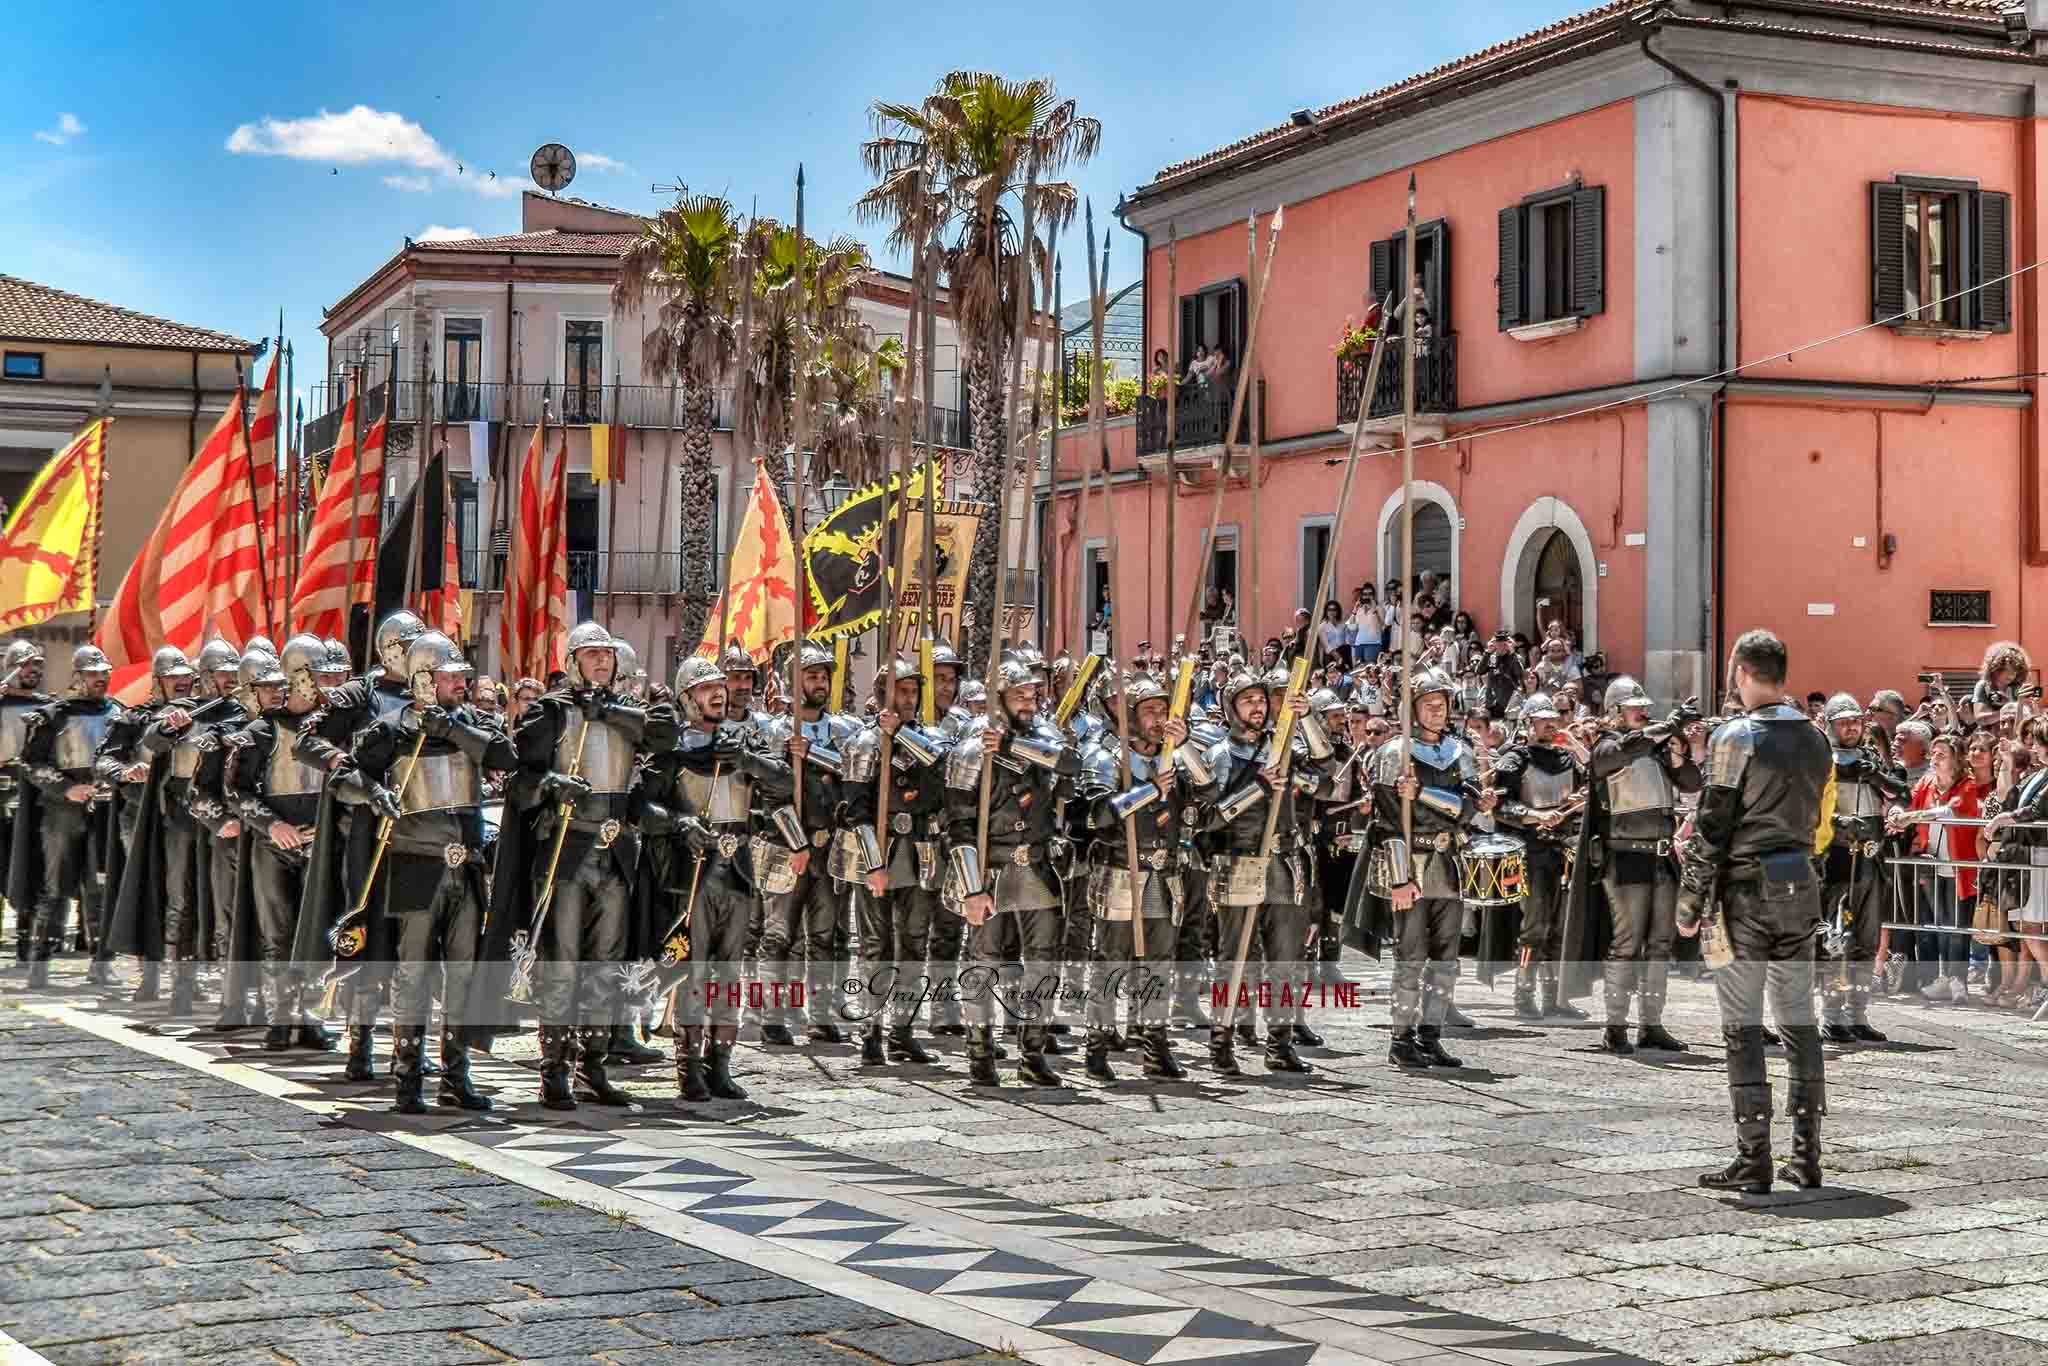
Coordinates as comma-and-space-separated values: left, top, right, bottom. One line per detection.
5, 0, 1576, 415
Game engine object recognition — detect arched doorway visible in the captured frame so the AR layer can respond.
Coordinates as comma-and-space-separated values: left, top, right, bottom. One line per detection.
1375, 481, 1461, 607
1531, 529, 1583, 643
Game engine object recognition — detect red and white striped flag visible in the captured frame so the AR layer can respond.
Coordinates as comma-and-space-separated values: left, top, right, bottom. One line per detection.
203, 357, 284, 645
246, 348, 289, 634
96, 387, 268, 701
289, 388, 388, 643
498, 417, 570, 679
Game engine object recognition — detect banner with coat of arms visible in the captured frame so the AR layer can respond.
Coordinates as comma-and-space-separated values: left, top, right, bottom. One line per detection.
801, 457, 980, 646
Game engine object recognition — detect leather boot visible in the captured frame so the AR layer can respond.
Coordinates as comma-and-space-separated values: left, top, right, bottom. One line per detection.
1779, 1084, 1825, 1190
169, 962, 197, 1018
344, 1025, 376, 1082
968, 1026, 1001, 1086
1601, 1024, 1635, 1056
607, 1023, 664, 1065
1701, 1084, 1774, 1194
574, 1027, 632, 1106
1084, 1029, 1117, 1082
860, 1024, 886, 1065
133, 960, 161, 1003
1291, 1021, 1325, 1048
1017, 1048, 1063, 1088
1541, 977, 1588, 1020
1264, 1030, 1312, 1074
1850, 1022, 1888, 1043
807, 1021, 846, 1045
1417, 1026, 1462, 1069
1822, 1021, 1856, 1044
676, 1042, 711, 1104
1513, 964, 1541, 1020
293, 998, 335, 1051
437, 1032, 492, 1111
1388, 1028, 1432, 1069
759, 1022, 797, 1046
886, 1022, 934, 1064
391, 1029, 427, 1115
1233, 1016, 1258, 1048
86, 958, 115, 988
1143, 1026, 1186, 1080
1208, 1026, 1242, 1077
538, 1027, 577, 1111
1442, 1004, 1475, 1030
705, 1040, 748, 1101
1637, 1024, 1688, 1052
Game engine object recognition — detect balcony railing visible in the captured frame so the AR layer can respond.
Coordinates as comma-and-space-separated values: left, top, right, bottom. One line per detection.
1133, 379, 1264, 457
304, 379, 968, 457
1359, 333, 1458, 422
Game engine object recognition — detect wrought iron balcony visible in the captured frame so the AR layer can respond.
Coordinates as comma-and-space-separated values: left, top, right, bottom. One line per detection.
1345, 333, 1457, 424
1134, 378, 1264, 458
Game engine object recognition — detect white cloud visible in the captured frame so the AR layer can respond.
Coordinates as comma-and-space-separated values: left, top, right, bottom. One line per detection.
465, 174, 542, 199
415, 225, 480, 244
33, 112, 85, 146
227, 105, 451, 170
581, 152, 628, 173
382, 174, 432, 192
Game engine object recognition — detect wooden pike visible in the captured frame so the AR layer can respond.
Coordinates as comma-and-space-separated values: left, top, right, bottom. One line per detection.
1164, 223, 1178, 658
1246, 214, 1260, 649
1070, 211, 1096, 662
790, 165, 808, 829
1176, 205, 1285, 650
1018, 214, 1057, 650
874, 202, 928, 859
971, 166, 1041, 895
1399, 174, 1419, 856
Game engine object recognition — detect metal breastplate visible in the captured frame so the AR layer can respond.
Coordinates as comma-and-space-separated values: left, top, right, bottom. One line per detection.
170, 736, 202, 780
678, 764, 750, 823
266, 728, 326, 798
0, 707, 28, 765
1520, 759, 1574, 810
402, 749, 480, 814
1835, 776, 1882, 821
53, 710, 112, 771
1606, 752, 1672, 817
561, 717, 634, 794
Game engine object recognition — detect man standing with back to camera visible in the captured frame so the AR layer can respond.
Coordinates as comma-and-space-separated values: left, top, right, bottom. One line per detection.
1679, 629, 1836, 1195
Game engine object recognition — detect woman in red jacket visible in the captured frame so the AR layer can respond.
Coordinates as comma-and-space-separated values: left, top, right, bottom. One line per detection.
1899, 735, 1982, 1003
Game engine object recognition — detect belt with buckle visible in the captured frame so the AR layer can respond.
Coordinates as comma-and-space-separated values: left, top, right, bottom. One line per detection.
1858, 839, 1881, 858
1426, 832, 1453, 853
811, 829, 830, 849
1011, 819, 1029, 833
892, 811, 914, 835
717, 833, 741, 858
443, 843, 469, 868
1611, 837, 1674, 857
997, 844, 1032, 867
596, 818, 622, 849
1142, 847, 1169, 870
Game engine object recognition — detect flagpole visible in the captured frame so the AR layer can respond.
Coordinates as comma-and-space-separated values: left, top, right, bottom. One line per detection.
284, 339, 298, 614
1046, 247, 1061, 656
345, 372, 365, 665
604, 358, 622, 630
920, 232, 939, 650
656, 380, 679, 662
233, 356, 278, 639
439, 401, 457, 639
406, 346, 431, 614
88, 414, 113, 636
1399, 173, 1419, 857
1021, 215, 1055, 650
364, 376, 388, 669
721, 204, 757, 665
1246, 214, 1260, 653
873, 200, 928, 850
790, 163, 809, 830
1164, 224, 1177, 665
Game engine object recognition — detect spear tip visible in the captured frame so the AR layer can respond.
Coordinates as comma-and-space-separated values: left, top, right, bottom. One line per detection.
1273, 202, 1285, 229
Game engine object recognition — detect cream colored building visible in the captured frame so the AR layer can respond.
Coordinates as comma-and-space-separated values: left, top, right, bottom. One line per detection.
314, 191, 1040, 686
0, 275, 252, 691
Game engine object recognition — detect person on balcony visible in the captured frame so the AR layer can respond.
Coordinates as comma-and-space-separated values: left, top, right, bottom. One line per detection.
1390, 272, 1433, 347
1182, 344, 1211, 391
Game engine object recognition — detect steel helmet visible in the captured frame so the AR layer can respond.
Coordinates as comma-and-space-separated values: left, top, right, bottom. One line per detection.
674, 654, 726, 724
374, 611, 425, 676
884, 655, 922, 684
564, 621, 616, 687
1308, 686, 1345, 718
196, 637, 240, 676
1410, 668, 1457, 713
614, 638, 646, 697
1823, 691, 1864, 726
797, 641, 835, 673
319, 638, 352, 678
959, 679, 987, 707
1521, 691, 1562, 721
1604, 675, 1653, 715
72, 645, 112, 677
279, 634, 328, 704
994, 658, 1037, 717
151, 645, 196, 683
1119, 671, 1170, 727
240, 648, 284, 691
929, 641, 962, 674
720, 644, 759, 680
246, 635, 277, 659
1222, 668, 1269, 715
403, 631, 466, 706
3, 640, 45, 671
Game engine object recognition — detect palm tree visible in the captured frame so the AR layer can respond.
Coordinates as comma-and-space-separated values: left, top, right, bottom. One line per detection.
858, 71, 1100, 670
614, 190, 744, 649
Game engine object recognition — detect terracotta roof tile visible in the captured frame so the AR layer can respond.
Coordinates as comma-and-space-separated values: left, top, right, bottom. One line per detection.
1143, 0, 2017, 192
0, 274, 252, 352
412, 229, 638, 255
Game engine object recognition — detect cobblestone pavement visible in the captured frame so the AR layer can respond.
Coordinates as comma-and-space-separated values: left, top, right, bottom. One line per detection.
9, 947, 2048, 1366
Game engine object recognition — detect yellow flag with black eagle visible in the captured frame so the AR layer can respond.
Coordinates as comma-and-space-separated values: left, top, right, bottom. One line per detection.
801, 456, 950, 642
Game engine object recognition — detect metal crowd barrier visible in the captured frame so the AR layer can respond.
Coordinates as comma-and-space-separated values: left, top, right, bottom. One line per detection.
1881, 813, 2048, 1020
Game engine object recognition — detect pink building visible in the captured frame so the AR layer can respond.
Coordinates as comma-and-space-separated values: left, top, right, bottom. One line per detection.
1049, 0, 2048, 704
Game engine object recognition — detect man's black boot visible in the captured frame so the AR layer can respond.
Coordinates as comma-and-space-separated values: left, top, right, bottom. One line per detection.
1637, 1024, 1688, 1052
861, 1024, 886, 1065
438, 1032, 492, 1111
574, 1028, 633, 1106
607, 1023, 664, 1065
1208, 1027, 1242, 1077
1084, 1029, 1117, 1083
538, 1027, 577, 1111
344, 1025, 376, 1082
1388, 1028, 1432, 1068
705, 1041, 748, 1101
1264, 1031, 1313, 1074
391, 1030, 428, 1116
886, 1022, 934, 1064
1778, 1084, 1825, 1190
1417, 1026, 1463, 1069
1601, 1024, 1636, 1055
1143, 1026, 1186, 1080
968, 1026, 1001, 1086
1700, 1084, 1774, 1195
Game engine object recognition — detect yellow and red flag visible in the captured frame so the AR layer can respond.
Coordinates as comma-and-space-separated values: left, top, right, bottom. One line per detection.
0, 417, 107, 633
499, 419, 569, 679
696, 465, 796, 664
289, 388, 387, 643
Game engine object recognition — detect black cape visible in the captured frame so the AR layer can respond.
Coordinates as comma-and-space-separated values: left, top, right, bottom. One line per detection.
289, 784, 379, 976
1556, 789, 1608, 1001
106, 753, 173, 959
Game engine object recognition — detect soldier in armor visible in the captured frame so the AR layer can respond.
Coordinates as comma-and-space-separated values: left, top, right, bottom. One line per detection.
296, 611, 423, 772
1680, 630, 1835, 1194
930, 641, 968, 738
721, 645, 759, 721
1191, 668, 1336, 1076
945, 658, 1080, 1086
646, 655, 786, 1103
923, 642, 971, 1034
99, 647, 198, 1002
1, 641, 55, 968
317, 639, 352, 688
17, 646, 119, 988
1589, 676, 1703, 1054
1369, 668, 1497, 1070
1302, 687, 1353, 1009
750, 642, 854, 1046
1076, 671, 1191, 1082
341, 631, 515, 1113
225, 636, 337, 1051
959, 680, 987, 719
1491, 693, 1589, 1021
837, 657, 947, 1067
491, 622, 652, 1109
1818, 693, 1907, 1042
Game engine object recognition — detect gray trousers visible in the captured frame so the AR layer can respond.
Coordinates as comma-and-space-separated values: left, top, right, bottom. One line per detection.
1391, 896, 1461, 1030
854, 883, 935, 1029
383, 865, 484, 1029
1214, 901, 1315, 1030
759, 868, 843, 1027
964, 906, 1063, 1047
1089, 912, 1175, 1031
538, 856, 629, 1027
163, 820, 201, 962
1716, 882, 1826, 1124
1604, 868, 1678, 1026
680, 871, 751, 1030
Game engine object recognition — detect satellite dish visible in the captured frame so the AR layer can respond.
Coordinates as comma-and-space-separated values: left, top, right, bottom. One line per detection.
530, 143, 576, 194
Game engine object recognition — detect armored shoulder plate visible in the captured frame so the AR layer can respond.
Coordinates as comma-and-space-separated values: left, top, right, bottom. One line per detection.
1370, 735, 1407, 786
945, 732, 987, 790
1081, 737, 1121, 791
753, 712, 792, 747
821, 712, 859, 745
842, 723, 882, 785
1709, 714, 1760, 790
